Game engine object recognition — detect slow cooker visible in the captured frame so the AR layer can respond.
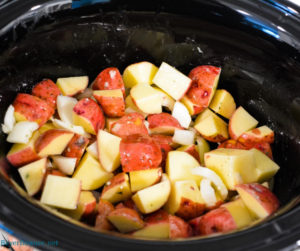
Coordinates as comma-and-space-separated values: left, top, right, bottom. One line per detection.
0, 0, 300, 250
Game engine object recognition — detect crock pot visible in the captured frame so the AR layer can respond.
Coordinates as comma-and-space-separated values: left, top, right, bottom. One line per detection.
0, 0, 300, 250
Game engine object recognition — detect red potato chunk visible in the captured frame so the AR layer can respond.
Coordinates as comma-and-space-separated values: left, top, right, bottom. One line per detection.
189, 207, 236, 236
34, 129, 74, 157
6, 144, 40, 168
218, 139, 273, 159
185, 65, 221, 114
250, 142, 273, 159
176, 197, 206, 221
147, 113, 183, 135
46, 169, 66, 177
92, 67, 125, 96
95, 199, 115, 231
169, 215, 193, 239
120, 135, 162, 172
178, 144, 201, 163
31, 79, 61, 109
63, 134, 89, 165
73, 98, 105, 134
13, 93, 54, 126
236, 183, 279, 218
151, 135, 174, 168
238, 126, 274, 146
107, 207, 144, 233
218, 139, 246, 150
110, 112, 148, 138
93, 94, 125, 118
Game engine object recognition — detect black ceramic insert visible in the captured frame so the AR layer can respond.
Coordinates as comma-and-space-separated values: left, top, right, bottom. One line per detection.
0, 0, 300, 250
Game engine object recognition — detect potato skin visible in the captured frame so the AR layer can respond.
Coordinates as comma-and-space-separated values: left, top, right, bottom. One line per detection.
218, 139, 246, 150
144, 209, 169, 224
110, 113, 148, 138
34, 129, 72, 154
218, 139, 273, 158
186, 66, 221, 114
238, 128, 274, 145
147, 113, 182, 134
73, 98, 105, 132
95, 199, 115, 231
101, 172, 127, 197
116, 199, 140, 213
175, 197, 206, 220
183, 145, 201, 163
236, 183, 279, 215
32, 79, 61, 109
47, 169, 66, 177
189, 207, 236, 236
120, 135, 162, 172
107, 207, 144, 233
151, 135, 174, 168
7, 146, 40, 168
251, 142, 273, 159
94, 95, 125, 118
92, 67, 125, 96
169, 215, 192, 239
63, 134, 89, 165
13, 93, 54, 126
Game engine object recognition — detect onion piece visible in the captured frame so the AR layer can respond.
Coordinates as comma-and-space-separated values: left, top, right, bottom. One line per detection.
52, 156, 77, 175
200, 178, 217, 207
1, 105, 15, 134
192, 166, 228, 200
56, 95, 77, 124
52, 118, 90, 138
172, 129, 195, 145
7, 121, 38, 144
172, 101, 191, 129
86, 141, 98, 159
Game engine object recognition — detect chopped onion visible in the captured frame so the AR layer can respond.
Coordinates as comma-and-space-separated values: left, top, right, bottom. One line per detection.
200, 179, 217, 207
52, 156, 77, 175
192, 166, 228, 200
1, 105, 15, 134
56, 95, 77, 124
52, 118, 90, 138
86, 141, 98, 159
7, 121, 38, 144
172, 101, 191, 129
172, 129, 195, 145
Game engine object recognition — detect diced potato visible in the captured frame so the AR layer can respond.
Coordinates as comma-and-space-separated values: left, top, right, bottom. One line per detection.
40, 175, 81, 209
250, 148, 280, 182
166, 151, 201, 183
130, 83, 163, 114
164, 180, 205, 219
132, 174, 170, 214
123, 61, 158, 88
209, 89, 236, 119
204, 148, 257, 190
152, 62, 191, 100
194, 112, 228, 142
73, 152, 113, 190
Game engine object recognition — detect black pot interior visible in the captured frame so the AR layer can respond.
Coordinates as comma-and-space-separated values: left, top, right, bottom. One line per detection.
0, 0, 300, 250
